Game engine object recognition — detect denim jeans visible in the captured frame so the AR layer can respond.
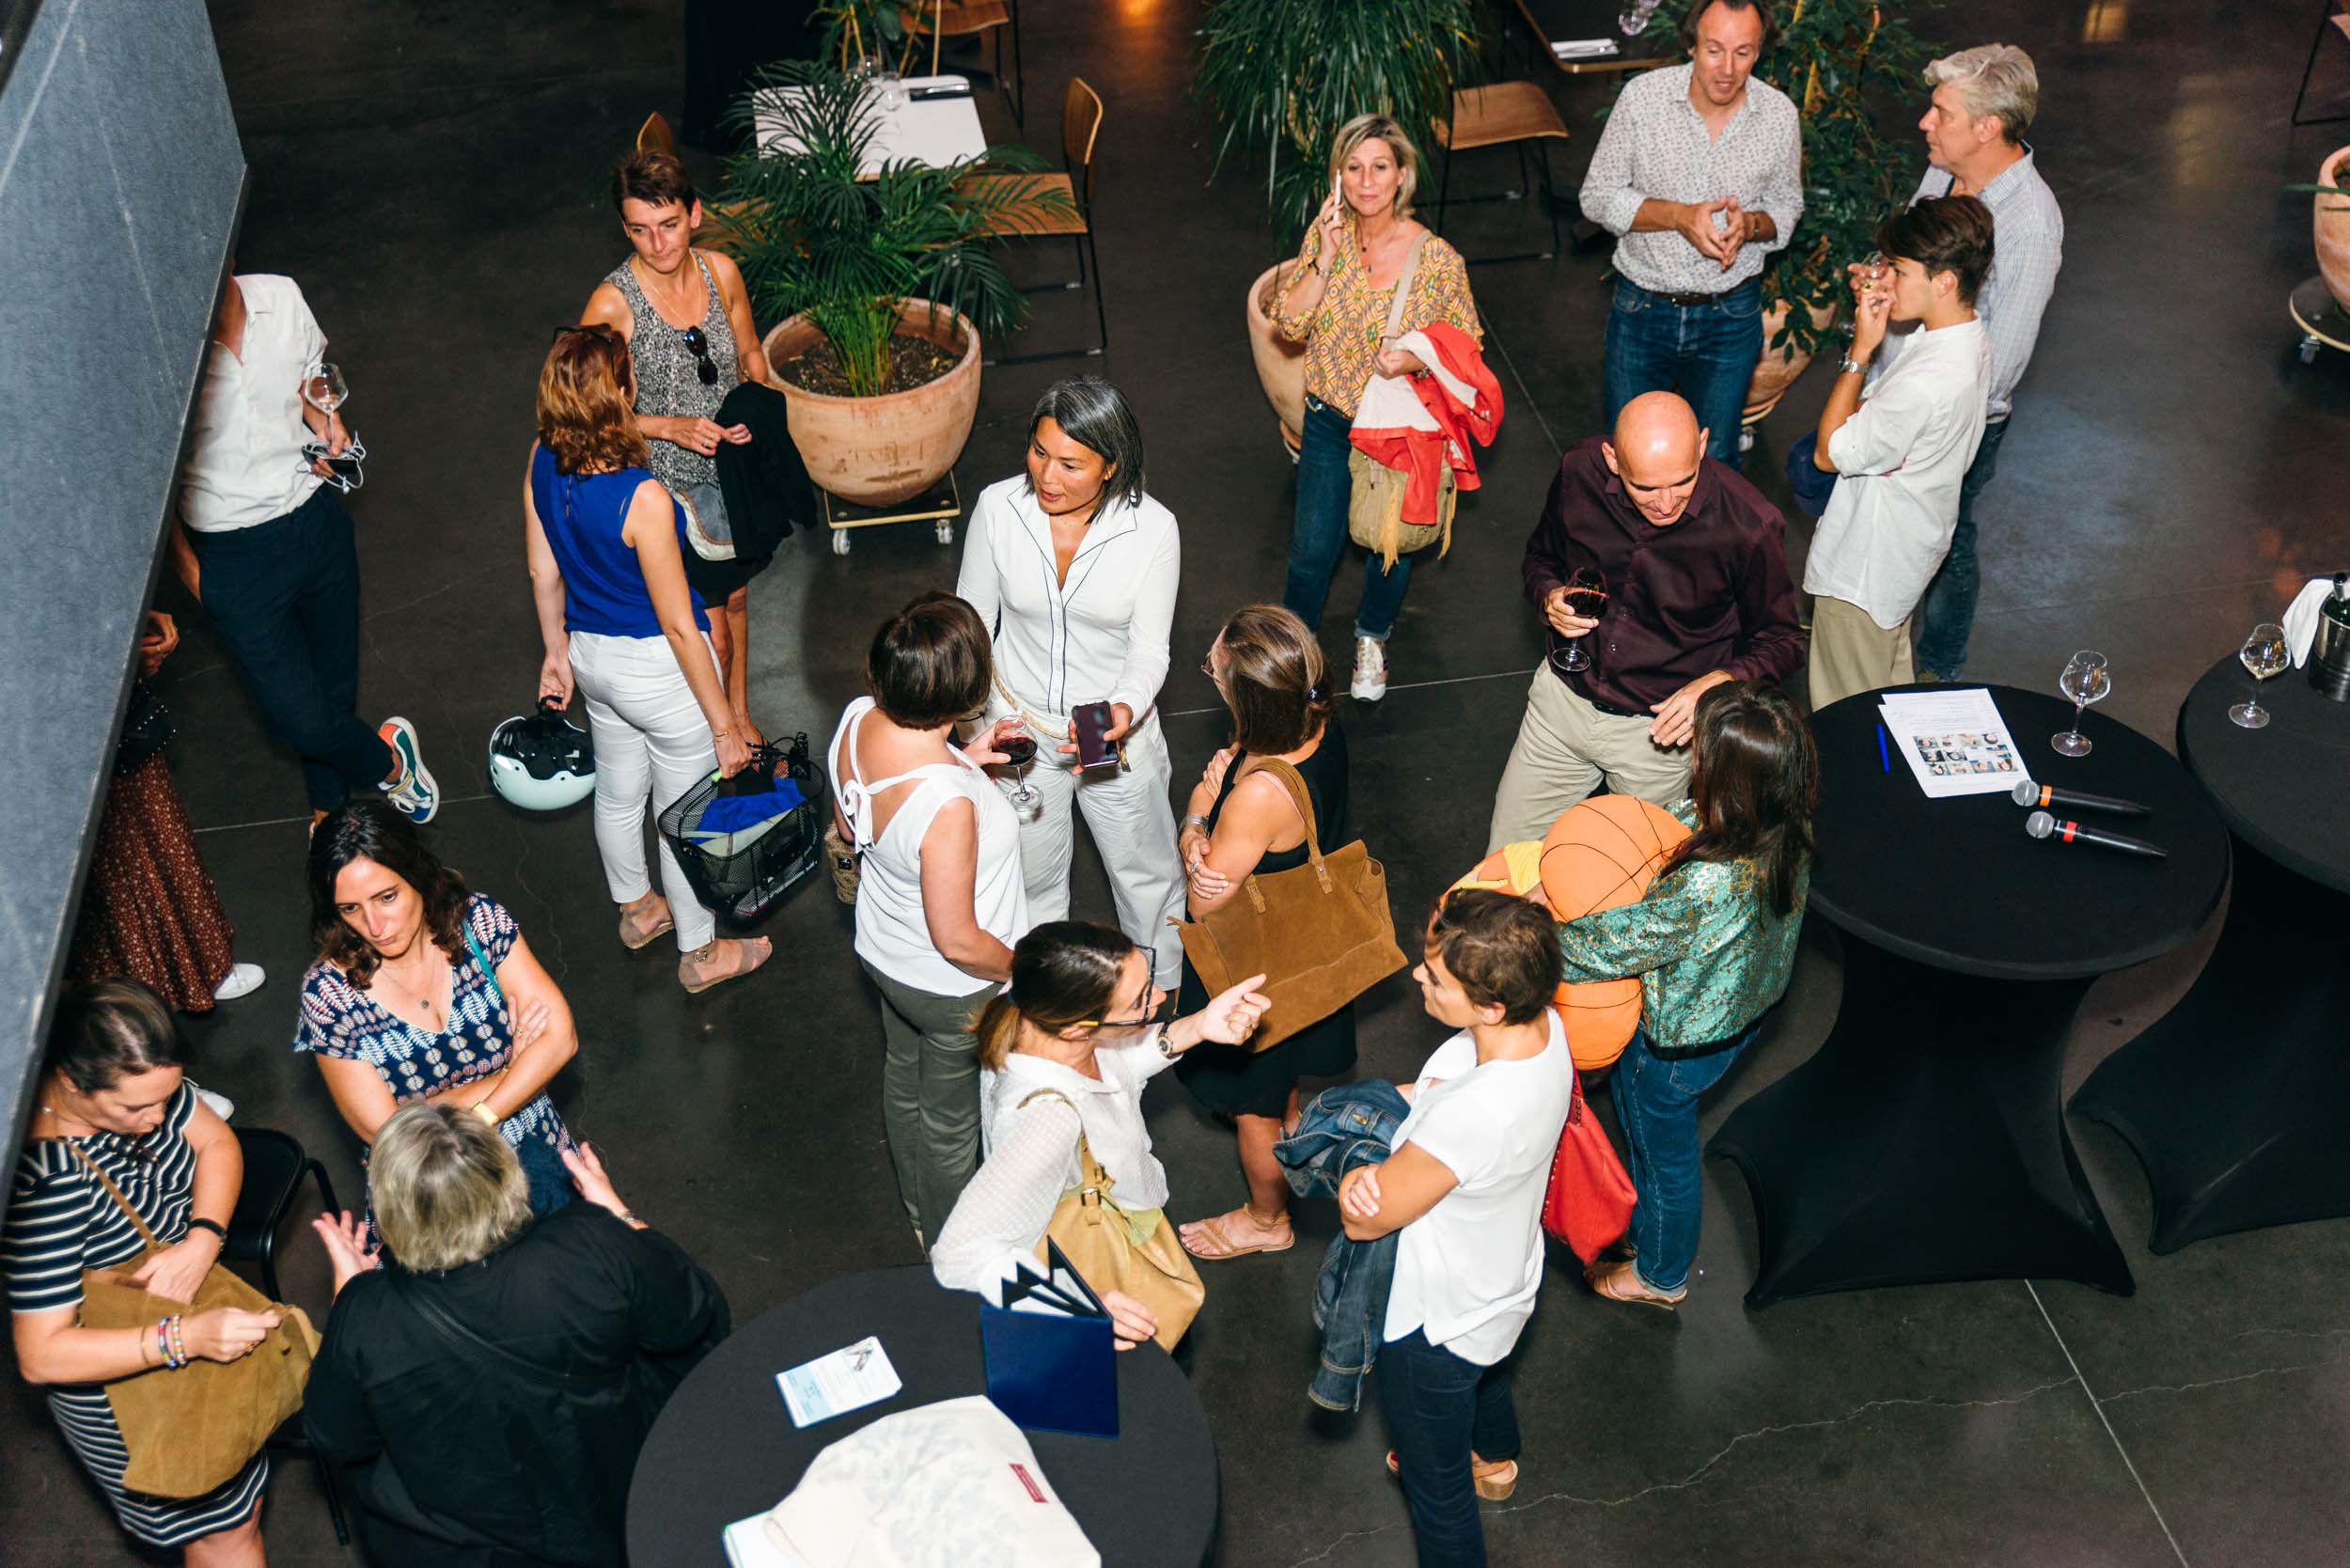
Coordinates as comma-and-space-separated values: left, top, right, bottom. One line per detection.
1378, 1329, 1522, 1568
1282, 394, 1412, 640
1603, 278, 1764, 470
1913, 416, 2009, 677
1609, 1023, 1760, 1292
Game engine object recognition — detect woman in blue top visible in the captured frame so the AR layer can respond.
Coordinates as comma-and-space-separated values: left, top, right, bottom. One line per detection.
524, 324, 769, 993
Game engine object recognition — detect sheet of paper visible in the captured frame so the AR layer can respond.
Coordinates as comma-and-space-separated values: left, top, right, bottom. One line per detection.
1876, 688, 2026, 799
775, 1335, 901, 1428
754, 77, 988, 176
723, 1513, 795, 1568
1554, 38, 1621, 57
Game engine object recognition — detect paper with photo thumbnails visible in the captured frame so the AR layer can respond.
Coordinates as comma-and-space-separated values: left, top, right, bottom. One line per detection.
1878, 688, 2026, 799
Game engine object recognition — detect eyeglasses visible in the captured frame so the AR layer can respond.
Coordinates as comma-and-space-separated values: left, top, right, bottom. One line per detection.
680, 325, 720, 386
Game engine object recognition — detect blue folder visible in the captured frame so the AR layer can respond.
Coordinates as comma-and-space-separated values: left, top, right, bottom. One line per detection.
979, 1240, 1119, 1439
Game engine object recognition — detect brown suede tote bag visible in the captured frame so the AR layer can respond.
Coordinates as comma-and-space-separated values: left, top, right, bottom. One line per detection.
1017, 1090, 1205, 1353
1174, 756, 1405, 1051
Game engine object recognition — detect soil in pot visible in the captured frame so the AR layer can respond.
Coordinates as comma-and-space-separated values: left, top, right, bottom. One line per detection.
776, 331, 964, 397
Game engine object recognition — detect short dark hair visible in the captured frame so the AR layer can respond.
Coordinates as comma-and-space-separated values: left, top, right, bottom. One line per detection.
1026, 377, 1147, 511
1427, 889, 1562, 1027
1874, 195, 1997, 306
1213, 604, 1330, 756
611, 150, 697, 214
45, 980, 196, 1094
868, 591, 993, 729
308, 797, 474, 988
1681, 0, 1778, 54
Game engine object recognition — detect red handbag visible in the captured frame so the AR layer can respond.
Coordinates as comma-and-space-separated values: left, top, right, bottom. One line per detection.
1541, 1071, 1637, 1263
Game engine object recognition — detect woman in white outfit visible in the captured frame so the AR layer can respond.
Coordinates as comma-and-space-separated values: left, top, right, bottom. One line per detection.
524, 325, 770, 995
930, 920, 1269, 1348
954, 378, 1187, 985
830, 593, 1031, 1247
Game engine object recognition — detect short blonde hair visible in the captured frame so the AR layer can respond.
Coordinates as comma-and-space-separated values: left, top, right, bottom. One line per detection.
1924, 43, 2038, 145
371, 1105, 531, 1272
1327, 114, 1421, 221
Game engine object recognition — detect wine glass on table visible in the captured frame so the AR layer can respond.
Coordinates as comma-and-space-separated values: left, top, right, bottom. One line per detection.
2230, 622, 2290, 729
997, 722, 1042, 822
2051, 650, 2109, 757
1550, 567, 1609, 675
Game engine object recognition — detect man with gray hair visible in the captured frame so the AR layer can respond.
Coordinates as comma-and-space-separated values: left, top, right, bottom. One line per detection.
1857, 42, 2063, 680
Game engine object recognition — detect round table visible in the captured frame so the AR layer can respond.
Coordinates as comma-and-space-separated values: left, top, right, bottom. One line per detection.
1707, 684, 2229, 1305
626, 1267, 1220, 1566
2069, 655, 2350, 1250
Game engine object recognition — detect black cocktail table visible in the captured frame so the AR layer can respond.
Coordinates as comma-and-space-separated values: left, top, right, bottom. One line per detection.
1709, 684, 2229, 1305
626, 1266, 1219, 1565
2069, 654, 2350, 1249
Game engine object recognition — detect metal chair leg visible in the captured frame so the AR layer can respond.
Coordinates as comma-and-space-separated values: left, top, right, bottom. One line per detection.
1436, 140, 1454, 235
1087, 229, 1108, 356
2295, 1, 2350, 125
1539, 142, 1561, 257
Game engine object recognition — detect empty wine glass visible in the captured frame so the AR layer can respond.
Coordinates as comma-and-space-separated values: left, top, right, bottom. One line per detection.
2230, 621, 2290, 729
1550, 567, 1608, 675
874, 69, 906, 112
998, 722, 1042, 822
2051, 650, 2110, 757
303, 362, 348, 420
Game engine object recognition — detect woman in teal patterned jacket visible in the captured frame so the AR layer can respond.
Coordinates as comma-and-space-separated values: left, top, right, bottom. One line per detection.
1556, 681, 1817, 1309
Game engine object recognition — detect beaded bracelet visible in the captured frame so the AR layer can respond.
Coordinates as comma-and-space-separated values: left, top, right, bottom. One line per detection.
165, 1313, 188, 1370
154, 1318, 170, 1367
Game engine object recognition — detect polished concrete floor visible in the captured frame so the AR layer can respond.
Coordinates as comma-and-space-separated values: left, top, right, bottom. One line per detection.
8, 0, 2349, 1563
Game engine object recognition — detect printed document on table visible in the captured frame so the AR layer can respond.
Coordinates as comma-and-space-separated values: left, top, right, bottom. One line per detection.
776, 1336, 900, 1428
1877, 688, 2025, 799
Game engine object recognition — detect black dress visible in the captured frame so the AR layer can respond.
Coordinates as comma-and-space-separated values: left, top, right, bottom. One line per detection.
1175, 721, 1358, 1118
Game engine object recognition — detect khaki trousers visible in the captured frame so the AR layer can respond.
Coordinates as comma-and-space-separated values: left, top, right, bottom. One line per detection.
1487, 668, 1695, 852
1807, 596, 1913, 711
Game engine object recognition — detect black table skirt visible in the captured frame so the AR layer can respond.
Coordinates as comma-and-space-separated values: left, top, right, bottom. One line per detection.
626, 1266, 1220, 1566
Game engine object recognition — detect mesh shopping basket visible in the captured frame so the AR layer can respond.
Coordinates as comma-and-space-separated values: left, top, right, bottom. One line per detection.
657, 733, 830, 925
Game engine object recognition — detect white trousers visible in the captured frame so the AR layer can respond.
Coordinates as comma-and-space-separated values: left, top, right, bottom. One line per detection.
568, 629, 721, 952
998, 716, 1186, 983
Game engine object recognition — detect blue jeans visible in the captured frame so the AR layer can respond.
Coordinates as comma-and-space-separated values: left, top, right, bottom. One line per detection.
1603, 278, 1763, 470
1610, 1023, 1760, 1292
1914, 416, 2009, 677
1282, 394, 1412, 640
1378, 1329, 1521, 1568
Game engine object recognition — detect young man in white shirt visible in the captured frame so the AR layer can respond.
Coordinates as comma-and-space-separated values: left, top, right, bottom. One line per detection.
1800, 197, 1996, 708
168, 274, 437, 824
1339, 891, 1575, 1568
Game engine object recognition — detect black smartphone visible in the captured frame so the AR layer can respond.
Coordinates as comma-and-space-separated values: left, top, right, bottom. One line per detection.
1072, 701, 1117, 771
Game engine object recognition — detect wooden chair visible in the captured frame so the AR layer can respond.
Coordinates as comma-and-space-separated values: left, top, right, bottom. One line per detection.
906, 0, 1024, 127
1432, 82, 1572, 263
635, 111, 678, 157
631, 109, 746, 257
973, 77, 1107, 364
2294, 0, 2350, 126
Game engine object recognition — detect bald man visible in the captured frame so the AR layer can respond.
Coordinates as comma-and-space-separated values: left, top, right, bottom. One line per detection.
1488, 393, 1804, 850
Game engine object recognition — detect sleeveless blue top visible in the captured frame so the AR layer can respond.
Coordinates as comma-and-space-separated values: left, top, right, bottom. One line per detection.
530, 444, 708, 638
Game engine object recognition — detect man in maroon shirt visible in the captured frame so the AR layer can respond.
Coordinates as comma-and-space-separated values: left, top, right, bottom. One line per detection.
1487, 393, 1804, 850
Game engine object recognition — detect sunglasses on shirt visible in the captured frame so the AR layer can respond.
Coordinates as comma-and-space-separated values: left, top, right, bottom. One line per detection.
680, 326, 720, 386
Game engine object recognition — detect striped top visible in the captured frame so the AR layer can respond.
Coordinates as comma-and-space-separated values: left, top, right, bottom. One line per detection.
5, 1079, 197, 1314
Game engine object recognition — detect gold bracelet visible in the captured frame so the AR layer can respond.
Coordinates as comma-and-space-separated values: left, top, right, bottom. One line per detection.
471, 1102, 499, 1126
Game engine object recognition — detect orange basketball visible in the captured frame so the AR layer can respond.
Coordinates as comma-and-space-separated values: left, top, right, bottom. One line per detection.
1539, 796, 1691, 1069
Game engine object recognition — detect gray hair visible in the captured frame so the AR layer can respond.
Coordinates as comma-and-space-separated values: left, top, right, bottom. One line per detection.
370, 1104, 531, 1273
1026, 377, 1147, 511
1924, 43, 2038, 145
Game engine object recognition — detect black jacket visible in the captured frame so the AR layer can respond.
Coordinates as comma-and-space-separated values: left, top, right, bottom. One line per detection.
682, 380, 813, 603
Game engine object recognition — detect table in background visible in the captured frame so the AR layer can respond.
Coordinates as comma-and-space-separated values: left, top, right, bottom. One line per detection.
1709, 685, 2229, 1305
753, 77, 987, 175
2070, 655, 2350, 1250
1514, 0, 1678, 75
626, 1266, 1219, 1566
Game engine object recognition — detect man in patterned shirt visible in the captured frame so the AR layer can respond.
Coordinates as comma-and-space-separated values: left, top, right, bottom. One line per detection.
1580, 0, 1803, 470
1859, 44, 2063, 680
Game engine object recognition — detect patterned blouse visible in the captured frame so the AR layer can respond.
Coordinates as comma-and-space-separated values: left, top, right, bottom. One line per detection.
1273, 219, 1481, 417
1556, 801, 1810, 1051
295, 894, 573, 1165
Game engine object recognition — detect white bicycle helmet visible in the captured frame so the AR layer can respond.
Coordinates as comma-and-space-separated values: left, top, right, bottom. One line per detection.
488, 701, 596, 810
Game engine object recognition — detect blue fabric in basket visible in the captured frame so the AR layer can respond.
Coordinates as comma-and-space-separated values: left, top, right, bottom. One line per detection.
693, 776, 805, 836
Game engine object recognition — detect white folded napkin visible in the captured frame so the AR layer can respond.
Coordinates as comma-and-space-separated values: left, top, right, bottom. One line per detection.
2280, 575, 2336, 667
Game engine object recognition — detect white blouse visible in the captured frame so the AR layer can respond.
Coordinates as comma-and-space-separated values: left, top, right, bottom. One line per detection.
930, 1041, 1179, 1302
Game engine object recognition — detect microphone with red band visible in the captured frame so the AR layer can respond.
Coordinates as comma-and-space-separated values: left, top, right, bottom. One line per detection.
2010, 778, 2151, 817
2025, 809, 2168, 859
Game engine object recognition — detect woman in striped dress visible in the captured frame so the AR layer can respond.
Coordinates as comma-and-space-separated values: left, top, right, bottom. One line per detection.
4, 980, 282, 1564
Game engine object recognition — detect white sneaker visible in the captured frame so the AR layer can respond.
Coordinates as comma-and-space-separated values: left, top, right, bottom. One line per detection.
212, 963, 266, 1002
196, 1088, 236, 1121
1350, 636, 1389, 702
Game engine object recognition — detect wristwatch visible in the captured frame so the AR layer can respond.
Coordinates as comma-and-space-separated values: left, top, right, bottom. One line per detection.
1838, 353, 1870, 376
1154, 1025, 1178, 1060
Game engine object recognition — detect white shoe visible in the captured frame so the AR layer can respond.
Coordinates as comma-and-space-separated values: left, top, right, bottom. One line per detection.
1350, 636, 1388, 702
196, 1088, 236, 1121
212, 963, 266, 1002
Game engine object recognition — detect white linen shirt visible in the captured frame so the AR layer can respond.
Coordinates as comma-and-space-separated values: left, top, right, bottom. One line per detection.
929, 1040, 1179, 1302
1804, 319, 1991, 631
178, 274, 328, 533
1383, 1015, 1576, 1367
955, 476, 1180, 728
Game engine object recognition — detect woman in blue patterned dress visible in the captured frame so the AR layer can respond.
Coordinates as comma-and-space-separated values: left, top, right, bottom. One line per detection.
296, 800, 582, 1220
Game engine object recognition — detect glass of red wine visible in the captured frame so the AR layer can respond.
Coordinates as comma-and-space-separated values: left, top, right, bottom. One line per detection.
1551, 567, 1608, 674
997, 723, 1042, 820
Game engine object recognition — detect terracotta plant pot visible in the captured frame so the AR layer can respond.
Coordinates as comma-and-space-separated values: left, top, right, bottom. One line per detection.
760, 299, 981, 508
1246, 261, 1308, 454
1742, 299, 1841, 425
2315, 146, 2350, 317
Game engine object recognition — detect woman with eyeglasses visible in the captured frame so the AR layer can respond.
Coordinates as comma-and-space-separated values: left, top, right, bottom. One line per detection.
524, 325, 771, 995
929, 920, 1269, 1348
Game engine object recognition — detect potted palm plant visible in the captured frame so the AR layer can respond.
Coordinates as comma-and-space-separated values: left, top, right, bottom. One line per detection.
1194, 0, 1479, 450
718, 61, 1068, 507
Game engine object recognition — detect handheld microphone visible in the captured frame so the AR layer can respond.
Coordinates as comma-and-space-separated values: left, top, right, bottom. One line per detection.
2026, 809, 2167, 859
2011, 778, 2151, 817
